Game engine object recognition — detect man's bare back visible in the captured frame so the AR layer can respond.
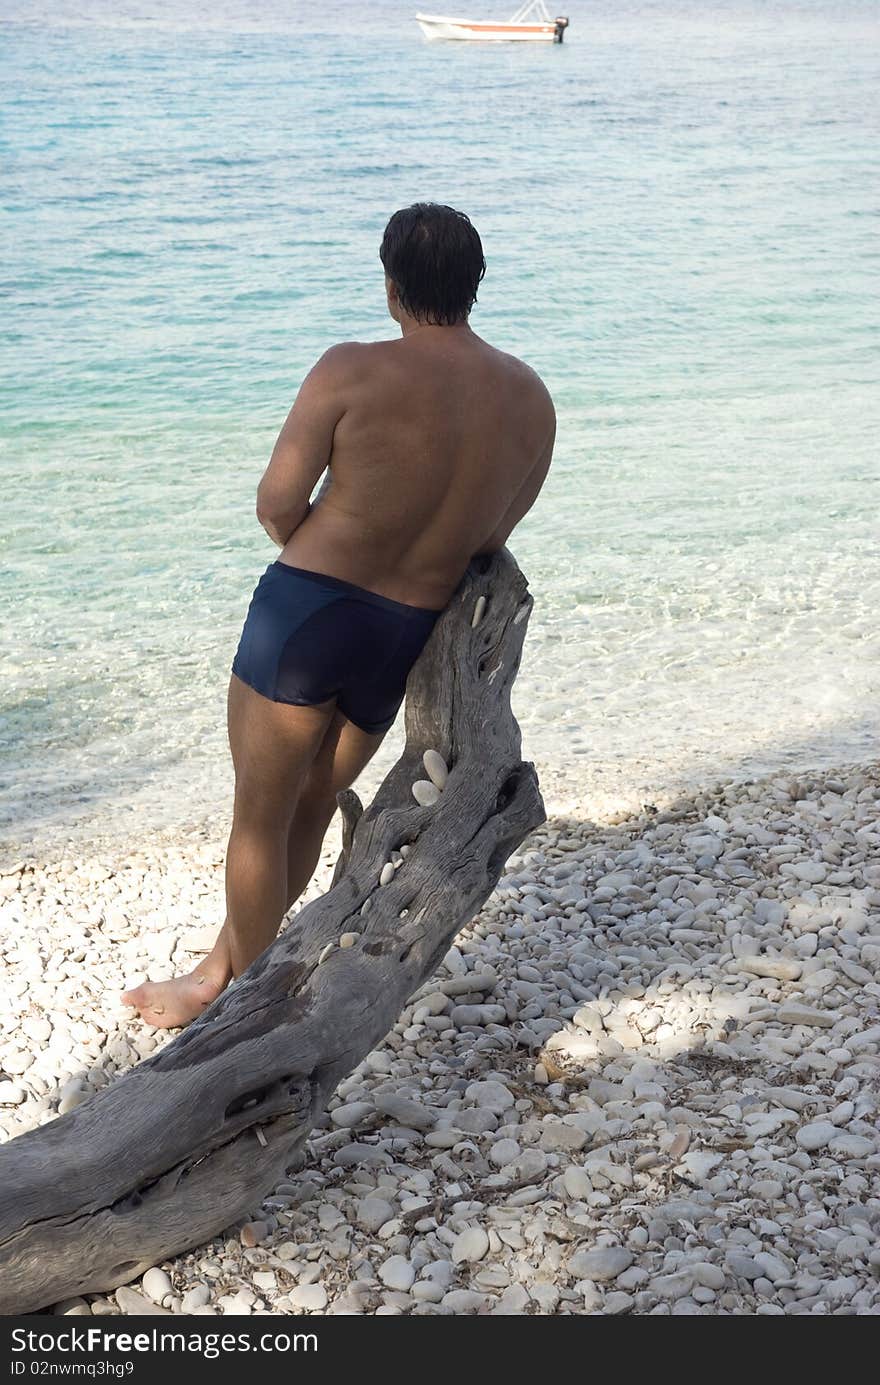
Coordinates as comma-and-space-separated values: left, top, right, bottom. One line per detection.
257, 323, 554, 609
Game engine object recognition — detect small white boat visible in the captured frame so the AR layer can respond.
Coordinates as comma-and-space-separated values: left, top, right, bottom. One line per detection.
416, 2, 569, 43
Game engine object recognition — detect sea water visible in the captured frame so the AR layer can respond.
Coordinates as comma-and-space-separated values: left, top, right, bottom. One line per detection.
2, 0, 879, 847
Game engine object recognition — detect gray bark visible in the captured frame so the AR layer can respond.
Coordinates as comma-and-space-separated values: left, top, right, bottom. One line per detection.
0, 549, 544, 1315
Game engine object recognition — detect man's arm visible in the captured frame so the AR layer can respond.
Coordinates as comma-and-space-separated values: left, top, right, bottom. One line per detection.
255, 344, 357, 547
476, 409, 555, 556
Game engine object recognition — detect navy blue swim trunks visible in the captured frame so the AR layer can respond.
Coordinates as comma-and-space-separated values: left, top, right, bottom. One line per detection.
231, 561, 442, 735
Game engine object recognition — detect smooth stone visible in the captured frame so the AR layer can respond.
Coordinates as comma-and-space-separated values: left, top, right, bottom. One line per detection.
740, 957, 803, 981
411, 781, 441, 807
289, 1284, 327, 1311
332, 1143, 391, 1168
796, 1120, 837, 1152
330, 1101, 374, 1129
604, 1291, 635, 1315
690, 1262, 726, 1290
442, 1289, 485, 1313
677, 1151, 723, 1183
378, 1256, 415, 1292
451, 1108, 498, 1134
451, 1226, 489, 1264
451, 1003, 506, 1027
753, 1252, 792, 1285
355, 1197, 396, 1233
489, 1137, 521, 1167
829, 1132, 876, 1159
411, 1279, 444, 1303
540, 1121, 588, 1153
568, 1247, 633, 1282
181, 925, 218, 953
58, 1088, 87, 1116
785, 861, 827, 883
465, 1079, 514, 1113
493, 1284, 531, 1315
22, 1017, 52, 1043
339, 932, 360, 949
845, 1024, 880, 1053
642, 1267, 690, 1302
423, 749, 449, 790
142, 1268, 172, 1304
379, 862, 396, 885
725, 1254, 762, 1281
373, 1093, 435, 1130
563, 1166, 592, 1200
115, 1287, 170, 1316
425, 1128, 465, 1148
422, 1260, 455, 1288
181, 1285, 211, 1312
777, 1004, 834, 1028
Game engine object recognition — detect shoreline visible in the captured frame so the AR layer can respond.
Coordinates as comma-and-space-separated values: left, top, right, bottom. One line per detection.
1, 756, 879, 1315
3, 744, 879, 868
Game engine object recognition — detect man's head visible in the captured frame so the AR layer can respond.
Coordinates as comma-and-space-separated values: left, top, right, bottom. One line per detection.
380, 203, 486, 327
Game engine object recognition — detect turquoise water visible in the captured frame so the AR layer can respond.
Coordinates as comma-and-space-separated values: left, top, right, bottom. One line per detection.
2, 1, 879, 847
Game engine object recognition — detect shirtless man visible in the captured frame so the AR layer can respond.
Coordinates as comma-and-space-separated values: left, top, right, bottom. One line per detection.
123, 202, 555, 1028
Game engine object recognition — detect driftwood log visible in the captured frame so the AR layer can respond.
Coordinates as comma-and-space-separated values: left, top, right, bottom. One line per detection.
0, 549, 544, 1315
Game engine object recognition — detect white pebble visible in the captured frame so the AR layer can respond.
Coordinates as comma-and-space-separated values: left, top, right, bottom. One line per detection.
181, 1285, 211, 1312
356, 1197, 395, 1233
411, 780, 441, 807
568, 1247, 633, 1282
796, 1120, 837, 1152
142, 1268, 172, 1304
422, 749, 449, 790
452, 1226, 489, 1264
378, 1256, 415, 1292
563, 1166, 592, 1200
289, 1284, 327, 1311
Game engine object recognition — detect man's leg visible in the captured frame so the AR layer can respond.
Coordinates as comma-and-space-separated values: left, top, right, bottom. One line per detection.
122, 675, 336, 1027
283, 708, 388, 910
172, 710, 387, 1006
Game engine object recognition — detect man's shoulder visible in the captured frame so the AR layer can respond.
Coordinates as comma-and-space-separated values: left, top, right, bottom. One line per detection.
312, 339, 373, 370
310, 339, 397, 385
491, 344, 554, 418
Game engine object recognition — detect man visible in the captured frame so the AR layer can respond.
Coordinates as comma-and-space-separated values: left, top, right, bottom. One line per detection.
123, 202, 555, 1027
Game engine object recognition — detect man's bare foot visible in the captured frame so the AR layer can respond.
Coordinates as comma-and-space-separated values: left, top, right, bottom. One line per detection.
121, 969, 226, 1029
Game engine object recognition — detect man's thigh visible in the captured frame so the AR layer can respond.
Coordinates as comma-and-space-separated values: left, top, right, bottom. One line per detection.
302, 708, 388, 806
227, 673, 338, 820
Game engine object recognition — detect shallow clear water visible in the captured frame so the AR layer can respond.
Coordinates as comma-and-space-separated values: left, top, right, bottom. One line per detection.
2, 0, 879, 848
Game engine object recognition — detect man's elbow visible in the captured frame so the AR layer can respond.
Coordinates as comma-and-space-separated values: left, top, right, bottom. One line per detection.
256, 503, 299, 548
255, 482, 279, 526
255, 491, 306, 531
255, 496, 276, 528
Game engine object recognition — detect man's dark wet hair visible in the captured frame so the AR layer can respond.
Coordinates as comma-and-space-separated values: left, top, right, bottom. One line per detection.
380, 203, 486, 326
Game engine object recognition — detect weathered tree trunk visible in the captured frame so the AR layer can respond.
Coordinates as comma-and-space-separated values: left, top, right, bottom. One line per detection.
0, 550, 544, 1315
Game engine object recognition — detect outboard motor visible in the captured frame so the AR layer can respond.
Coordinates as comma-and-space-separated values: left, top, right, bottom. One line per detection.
554, 15, 569, 42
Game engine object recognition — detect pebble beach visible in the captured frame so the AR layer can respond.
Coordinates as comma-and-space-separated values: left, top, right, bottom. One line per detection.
3, 760, 879, 1316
